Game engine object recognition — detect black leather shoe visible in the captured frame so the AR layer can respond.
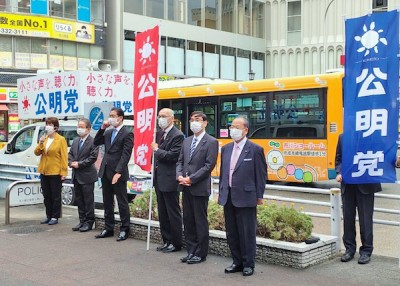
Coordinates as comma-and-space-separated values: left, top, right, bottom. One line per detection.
95, 229, 114, 239
180, 254, 193, 263
358, 254, 371, 264
116, 231, 129, 241
72, 223, 83, 231
225, 264, 243, 274
162, 244, 182, 253
79, 223, 92, 232
40, 218, 50, 224
187, 256, 206, 264
156, 243, 170, 251
340, 252, 355, 262
242, 267, 254, 276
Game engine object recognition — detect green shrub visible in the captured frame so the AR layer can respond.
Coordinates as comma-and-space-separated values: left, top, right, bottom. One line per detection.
129, 190, 158, 221
257, 203, 313, 242
129, 194, 313, 243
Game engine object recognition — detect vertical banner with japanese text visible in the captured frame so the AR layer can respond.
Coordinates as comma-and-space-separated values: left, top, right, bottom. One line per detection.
343, 11, 399, 183
133, 26, 159, 172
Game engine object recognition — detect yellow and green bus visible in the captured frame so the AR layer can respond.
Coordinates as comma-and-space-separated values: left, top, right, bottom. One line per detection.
158, 72, 344, 183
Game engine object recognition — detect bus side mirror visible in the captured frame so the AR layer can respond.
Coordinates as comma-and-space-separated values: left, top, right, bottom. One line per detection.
5, 143, 13, 154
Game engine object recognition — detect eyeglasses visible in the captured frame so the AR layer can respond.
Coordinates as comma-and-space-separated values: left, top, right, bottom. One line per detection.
157, 115, 170, 119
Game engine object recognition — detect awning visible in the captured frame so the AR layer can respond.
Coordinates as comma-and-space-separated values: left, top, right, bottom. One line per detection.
0, 104, 9, 111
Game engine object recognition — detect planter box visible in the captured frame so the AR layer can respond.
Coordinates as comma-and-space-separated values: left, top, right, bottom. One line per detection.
94, 212, 337, 269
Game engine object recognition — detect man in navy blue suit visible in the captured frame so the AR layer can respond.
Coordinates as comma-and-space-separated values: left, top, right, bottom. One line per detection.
218, 116, 267, 276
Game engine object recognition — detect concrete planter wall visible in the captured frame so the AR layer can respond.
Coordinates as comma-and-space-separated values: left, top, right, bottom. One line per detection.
94, 213, 337, 269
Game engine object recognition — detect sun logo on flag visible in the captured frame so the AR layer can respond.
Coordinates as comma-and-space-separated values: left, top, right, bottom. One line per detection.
139, 36, 156, 64
354, 22, 387, 56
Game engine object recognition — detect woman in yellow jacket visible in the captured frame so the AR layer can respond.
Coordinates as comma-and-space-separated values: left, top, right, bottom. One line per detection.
34, 117, 68, 225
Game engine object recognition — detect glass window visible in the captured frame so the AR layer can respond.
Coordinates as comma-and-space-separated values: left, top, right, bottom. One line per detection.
50, 0, 63, 17
90, 45, 103, 60
188, 0, 202, 26
124, 0, 143, 14
0, 35, 12, 51
16, 37, 30, 53
205, 0, 218, 29
270, 89, 325, 138
221, 0, 235, 32
0, 0, 13, 12
168, 0, 185, 22
77, 43, 90, 58
220, 95, 267, 138
18, 0, 30, 13
252, 0, 265, 38
288, 0, 301, 46
13, 126, 35, 153
146, 0, 164, 19
32, 38, 47, 54
50, 40, 63, 55
63, 41, 76, 57
238, 0, 250, 35
91, 0, 105, 25
64, 0, 77, 19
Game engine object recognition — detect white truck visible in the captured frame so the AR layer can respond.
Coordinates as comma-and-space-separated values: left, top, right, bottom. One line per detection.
0, 70, 150, 205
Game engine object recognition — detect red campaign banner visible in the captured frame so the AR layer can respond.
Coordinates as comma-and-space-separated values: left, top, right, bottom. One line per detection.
133, 26, 159, 172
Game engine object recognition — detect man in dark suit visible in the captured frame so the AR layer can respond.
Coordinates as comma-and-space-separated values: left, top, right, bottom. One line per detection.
218, 117, 266, 276
68, 118, 99, 232
335, 134, 382, 264
94, 107, 134, 241
151, 108, 184, 253
176, 111, 218, 264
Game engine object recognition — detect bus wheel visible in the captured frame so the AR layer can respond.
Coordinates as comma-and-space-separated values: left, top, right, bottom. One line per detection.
62, 180, 75, 205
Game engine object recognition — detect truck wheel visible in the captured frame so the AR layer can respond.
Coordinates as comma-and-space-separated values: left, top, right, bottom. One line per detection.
62, 180, 75, 205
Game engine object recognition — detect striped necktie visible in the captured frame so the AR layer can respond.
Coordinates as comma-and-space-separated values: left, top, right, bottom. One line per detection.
190, 137, 198, 158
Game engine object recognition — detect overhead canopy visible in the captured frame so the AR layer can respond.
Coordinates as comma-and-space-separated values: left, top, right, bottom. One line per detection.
0, 104, 9, 111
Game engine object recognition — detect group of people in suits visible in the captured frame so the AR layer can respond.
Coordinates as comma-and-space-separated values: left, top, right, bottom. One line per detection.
152, 108, 267, 276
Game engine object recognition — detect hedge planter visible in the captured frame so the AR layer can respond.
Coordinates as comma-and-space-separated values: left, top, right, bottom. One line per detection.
94, 212, 337, 269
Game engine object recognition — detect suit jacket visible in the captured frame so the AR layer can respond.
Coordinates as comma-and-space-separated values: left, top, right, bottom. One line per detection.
34, 133, 68, 176
335, 134, 382, 195
68, 135, 99, 185
218, 139, 267, 208
94, 125, 134, 181
176, 133, 218, 196
154, 126, 184, 192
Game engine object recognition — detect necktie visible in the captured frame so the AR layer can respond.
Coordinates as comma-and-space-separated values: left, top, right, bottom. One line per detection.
78, 139, 84, 151
229, 144, 240, 187
111, 129, 117, 144
190, 137, 198, 158
159, 131, 166, 144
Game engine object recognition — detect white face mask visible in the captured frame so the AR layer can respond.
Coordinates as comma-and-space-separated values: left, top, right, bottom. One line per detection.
108, 117, 119, 127
45, 125, 55, 135
190, 121, 203, 134
158, 117, 169, 129
77, 128, 87, 137
230, 128, 244, 142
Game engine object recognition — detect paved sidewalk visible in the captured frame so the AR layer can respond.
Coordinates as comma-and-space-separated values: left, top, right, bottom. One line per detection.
0, 200, 399, 286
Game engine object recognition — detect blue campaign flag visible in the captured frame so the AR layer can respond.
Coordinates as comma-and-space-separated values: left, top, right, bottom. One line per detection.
77, 0, 91, 23
342, 10, 399, 184
31, 0, 48, 15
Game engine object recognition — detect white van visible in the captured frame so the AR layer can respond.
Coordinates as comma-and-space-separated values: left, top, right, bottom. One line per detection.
0, 119, 147, 205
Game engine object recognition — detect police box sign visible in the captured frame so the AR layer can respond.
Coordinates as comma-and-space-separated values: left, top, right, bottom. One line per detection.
9, 181, 43, 207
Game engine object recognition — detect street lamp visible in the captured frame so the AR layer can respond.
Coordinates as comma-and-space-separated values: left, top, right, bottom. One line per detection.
248, 69, 255, 80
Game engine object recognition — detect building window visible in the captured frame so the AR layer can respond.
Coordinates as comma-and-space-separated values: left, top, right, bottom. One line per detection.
238, 0, 250, 35
31, 38, 48, 69
188, 0, 202, 26
205, 0, 219, 29
221, 0, 235, 33
146, 0, 164, 19
252, 0, 265, 38
50, 0, 63, 17
91, 0, 105, 25
168, 0, 185, 23
64, 0, 77, 20
124, 0, 143, 15
0, 35, 12, 67
18, 0, 30, 13
287, 0, 301, 46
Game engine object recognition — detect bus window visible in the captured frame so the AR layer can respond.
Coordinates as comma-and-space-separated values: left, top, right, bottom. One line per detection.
220, 95, 266, 138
